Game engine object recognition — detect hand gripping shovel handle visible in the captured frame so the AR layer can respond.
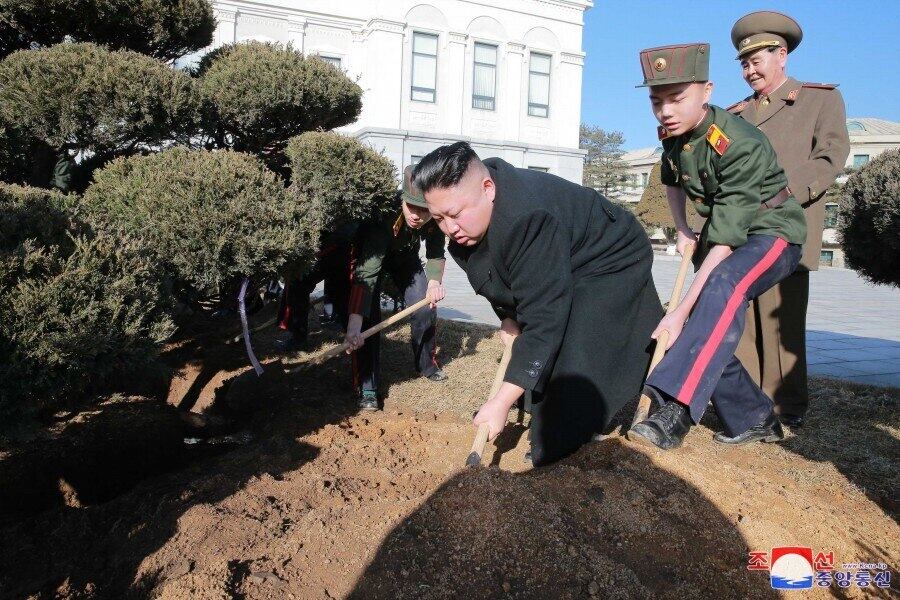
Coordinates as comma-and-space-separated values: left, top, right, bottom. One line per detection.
629, 243, 695, 432
466, 341, 514, 466
315, 296, 433, 362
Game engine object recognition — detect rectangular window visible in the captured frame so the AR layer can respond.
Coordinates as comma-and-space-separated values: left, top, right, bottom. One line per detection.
641, 172, 649, 188
472, 42, 497, 111
410, 155, 423, 167
411, 32, 438, 103
320, 55, 342, 68
820, 250, 834, 267
852, 154, 869, 168
528, 52, 551, 117
824, 203, 839, 228
528, 166, 549, 172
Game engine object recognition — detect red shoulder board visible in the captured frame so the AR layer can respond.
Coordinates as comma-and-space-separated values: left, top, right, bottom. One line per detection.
706, 124, 730, 156
802, 82, 838, 89
726, 100, 748, 114
657, 125, 672, 140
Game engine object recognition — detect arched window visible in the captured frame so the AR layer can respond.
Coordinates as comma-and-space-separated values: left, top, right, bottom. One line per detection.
846, 121, 865, 132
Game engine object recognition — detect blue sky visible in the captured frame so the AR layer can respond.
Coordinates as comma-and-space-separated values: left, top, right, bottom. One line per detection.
580, 1, 900, 149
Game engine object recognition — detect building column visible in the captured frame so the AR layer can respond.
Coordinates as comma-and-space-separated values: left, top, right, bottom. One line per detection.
360, 19, 405, 130
445, 31, 468, 136
504, 42, 525, 142
213, 7, 237, 47
558, 51, 586, 149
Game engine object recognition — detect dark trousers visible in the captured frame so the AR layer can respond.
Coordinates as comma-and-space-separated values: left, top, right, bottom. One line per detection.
278, 244, 351, 338
647, 235, 802, 436
735, 270, 810, 417
352, 259, 439, 395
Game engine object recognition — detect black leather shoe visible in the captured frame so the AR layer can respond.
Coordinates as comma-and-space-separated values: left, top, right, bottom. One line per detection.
628, 401, 692, 450
714, 412, 784, 444
357, 393, 379, 412
425, 369, 448, 382
779, 414, 804, 428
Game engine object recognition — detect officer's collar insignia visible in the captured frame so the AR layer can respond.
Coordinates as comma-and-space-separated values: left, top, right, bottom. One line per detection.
786, 88, 800, 103
657, 125, 672, 140
726, 100, 748, 113
392, 213, 404, 237
706, 124, 730, 156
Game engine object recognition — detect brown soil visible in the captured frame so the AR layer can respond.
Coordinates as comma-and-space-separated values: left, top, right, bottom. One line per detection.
0, 310, 897, 599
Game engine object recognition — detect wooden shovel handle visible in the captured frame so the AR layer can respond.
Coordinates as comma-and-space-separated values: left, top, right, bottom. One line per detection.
466, 341, 514, 466
629, 244, 695, 430
310, 297, 434, 363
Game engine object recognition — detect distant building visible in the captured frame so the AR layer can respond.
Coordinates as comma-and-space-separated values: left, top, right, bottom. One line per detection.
620, 117, 900, 265
207, 0, 591, 182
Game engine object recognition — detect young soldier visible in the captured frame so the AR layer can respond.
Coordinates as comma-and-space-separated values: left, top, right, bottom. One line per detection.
629, 43, 807, 450
344, 167, 448, 411
729, 11, 850, 428
413, 142, 663, 467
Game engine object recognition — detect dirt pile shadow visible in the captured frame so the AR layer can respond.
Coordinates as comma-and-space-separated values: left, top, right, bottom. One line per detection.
350, 437, 777, 600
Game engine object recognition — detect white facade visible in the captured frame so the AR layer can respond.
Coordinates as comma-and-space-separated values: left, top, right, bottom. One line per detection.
820, 117, 900, 267
619, 146, 662, 206
209, 0, 591, 182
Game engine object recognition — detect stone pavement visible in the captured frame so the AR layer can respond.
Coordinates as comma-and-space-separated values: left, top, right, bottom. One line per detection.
437, 252, 900, 389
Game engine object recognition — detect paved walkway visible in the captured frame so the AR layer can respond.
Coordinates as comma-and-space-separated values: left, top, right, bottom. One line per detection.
437, 252, 900, 388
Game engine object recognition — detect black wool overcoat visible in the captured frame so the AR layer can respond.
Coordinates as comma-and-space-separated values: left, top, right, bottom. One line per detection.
450, 158, 664, 466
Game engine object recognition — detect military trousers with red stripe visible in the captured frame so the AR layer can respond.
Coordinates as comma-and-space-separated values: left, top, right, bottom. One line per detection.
352, 261, 440, 396
646, 235, 802, 437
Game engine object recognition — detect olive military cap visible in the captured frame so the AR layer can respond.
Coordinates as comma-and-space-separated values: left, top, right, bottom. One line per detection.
731, 11, 803, 59
401, 165, 427, 208
637, 43, 710, 87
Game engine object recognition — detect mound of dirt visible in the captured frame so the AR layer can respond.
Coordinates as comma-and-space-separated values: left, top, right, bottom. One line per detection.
0, 315, 896, 599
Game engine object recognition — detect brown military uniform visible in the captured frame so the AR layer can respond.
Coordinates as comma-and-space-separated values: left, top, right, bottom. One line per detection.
729, 77, 850, 416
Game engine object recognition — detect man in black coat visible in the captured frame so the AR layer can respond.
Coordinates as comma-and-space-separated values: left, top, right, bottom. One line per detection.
412, 142, 663, 466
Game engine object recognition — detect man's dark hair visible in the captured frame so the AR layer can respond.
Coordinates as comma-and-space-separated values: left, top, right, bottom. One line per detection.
411, 141, 481, 194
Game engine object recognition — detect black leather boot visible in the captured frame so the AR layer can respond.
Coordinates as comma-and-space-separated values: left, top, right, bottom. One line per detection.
629, 400, 692, 450
714, 412, 783, 444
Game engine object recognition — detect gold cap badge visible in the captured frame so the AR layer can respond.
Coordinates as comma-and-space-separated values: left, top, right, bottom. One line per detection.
654, 57, 667, 72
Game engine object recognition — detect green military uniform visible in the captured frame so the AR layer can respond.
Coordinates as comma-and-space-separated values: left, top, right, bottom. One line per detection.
631, 42, 807, 450
348, 174, 446, 399
659, 104, 807, 260
729, 11, 851, 421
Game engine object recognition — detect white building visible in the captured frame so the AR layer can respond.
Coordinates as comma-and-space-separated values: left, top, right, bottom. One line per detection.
820, 117, 900, 267
618, 146, 662, 206
208, 0, 591, 182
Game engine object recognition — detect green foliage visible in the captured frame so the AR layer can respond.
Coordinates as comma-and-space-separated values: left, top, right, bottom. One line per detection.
286, 131, 398, 236
0, 0, 215, 61
197, 42, 362, 160
580, 124, 629, 202
0, 119, 30, 184
634, 162, 674, 240
0, 183, 174, 414
837, 149, 900, 287
0, 42, 201, 158
83, 147, 316, 295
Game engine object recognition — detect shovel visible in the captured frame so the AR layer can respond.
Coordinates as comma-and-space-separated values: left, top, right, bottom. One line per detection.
466, 340, 514, 467
285, 296, 433, 372
627, 243, 694, 435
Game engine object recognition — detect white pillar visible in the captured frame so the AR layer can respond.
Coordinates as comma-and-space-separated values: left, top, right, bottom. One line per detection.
445, 31, 468, 136
360, 19, 405, 130
505, 42, 525, 142
558, 51, 585, 149
213, 7, 237, 47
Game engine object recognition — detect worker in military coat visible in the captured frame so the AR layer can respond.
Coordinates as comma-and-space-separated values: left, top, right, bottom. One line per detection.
728, 11, 851, 427
412, 142, 663, 467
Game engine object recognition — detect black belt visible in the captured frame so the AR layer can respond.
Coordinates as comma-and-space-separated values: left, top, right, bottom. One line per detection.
761, 188, 790, 210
